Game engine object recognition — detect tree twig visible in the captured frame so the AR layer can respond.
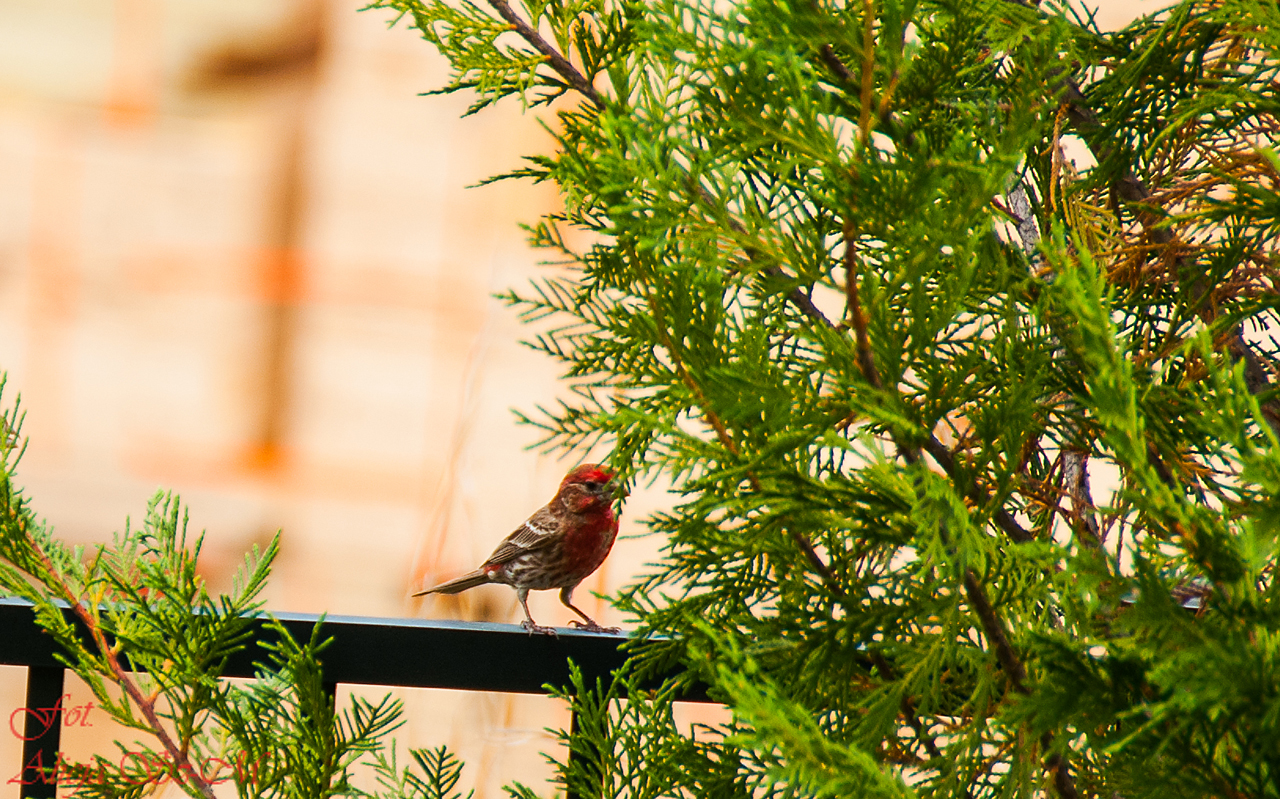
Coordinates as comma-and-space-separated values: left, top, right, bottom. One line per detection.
20, 537, 217, 799
922, 436, 1035, 544
843, 223, 881, 388
856, 0, 877, 149
70, 603, 218, 799
1062, 448, 1102, 546
486, 0, 605, 110
869, 652, 945, 761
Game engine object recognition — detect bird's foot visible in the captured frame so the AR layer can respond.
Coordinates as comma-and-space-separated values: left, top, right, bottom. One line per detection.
569, 620, 622, 634
522, 619, 559, 637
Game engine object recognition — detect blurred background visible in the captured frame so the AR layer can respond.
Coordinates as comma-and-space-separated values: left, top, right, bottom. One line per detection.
0, 0, 1152, 795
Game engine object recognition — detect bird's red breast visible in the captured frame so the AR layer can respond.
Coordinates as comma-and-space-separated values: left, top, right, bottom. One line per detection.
554, 463, 620, 579
560, 509, 619, 579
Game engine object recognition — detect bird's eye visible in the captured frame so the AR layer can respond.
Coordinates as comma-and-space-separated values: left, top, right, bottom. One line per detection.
585, 481, 602, 491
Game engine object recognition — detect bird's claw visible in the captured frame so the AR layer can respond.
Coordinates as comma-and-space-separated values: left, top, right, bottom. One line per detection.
569, 620, 622, 634
522, 620, 559, 637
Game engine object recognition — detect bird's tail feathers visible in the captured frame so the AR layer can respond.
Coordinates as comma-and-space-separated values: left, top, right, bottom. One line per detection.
414, 569, 490, 596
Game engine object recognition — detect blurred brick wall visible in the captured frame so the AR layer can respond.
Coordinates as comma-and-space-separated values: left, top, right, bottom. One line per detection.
0, 0, 605, 615
0, 0, 664, 794
0, 0, 1150, 796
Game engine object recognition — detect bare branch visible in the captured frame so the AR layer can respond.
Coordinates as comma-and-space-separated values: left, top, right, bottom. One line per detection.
1062, 448, 1103, 546
819, 44, 853, 83
962, 569, 1028, 693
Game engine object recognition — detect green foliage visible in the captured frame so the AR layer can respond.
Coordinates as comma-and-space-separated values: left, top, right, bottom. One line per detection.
373, 0, 1280, 795
361, 746, 470, 799
0, 383, 471, 799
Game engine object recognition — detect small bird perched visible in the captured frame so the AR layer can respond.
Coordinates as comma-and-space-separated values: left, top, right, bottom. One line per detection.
415, 463, 622, 635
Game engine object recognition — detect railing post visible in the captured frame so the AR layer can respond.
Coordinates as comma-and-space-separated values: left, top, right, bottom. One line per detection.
18, 666, 65, 799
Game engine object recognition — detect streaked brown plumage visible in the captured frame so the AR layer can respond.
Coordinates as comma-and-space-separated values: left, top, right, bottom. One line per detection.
415, 463, 622, 634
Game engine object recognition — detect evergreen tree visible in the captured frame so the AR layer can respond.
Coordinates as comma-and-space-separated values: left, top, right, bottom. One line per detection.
367, 0, 1280, 796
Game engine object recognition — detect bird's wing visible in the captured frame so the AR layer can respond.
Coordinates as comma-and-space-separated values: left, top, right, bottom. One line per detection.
481, 507, 560, 566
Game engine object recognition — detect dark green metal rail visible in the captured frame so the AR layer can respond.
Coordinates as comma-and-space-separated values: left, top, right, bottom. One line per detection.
0, 597, 710, 798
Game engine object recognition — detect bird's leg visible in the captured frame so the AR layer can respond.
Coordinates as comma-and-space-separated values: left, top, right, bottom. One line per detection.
560, 587, 621, 634
517, 588, 558, 636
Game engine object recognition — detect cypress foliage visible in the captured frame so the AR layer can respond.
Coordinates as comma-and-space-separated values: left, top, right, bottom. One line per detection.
369, 0, 1280, 796
0, 384, 470, 798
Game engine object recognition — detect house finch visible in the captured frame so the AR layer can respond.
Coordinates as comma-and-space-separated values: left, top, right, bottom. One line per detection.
415, 463, 622, 635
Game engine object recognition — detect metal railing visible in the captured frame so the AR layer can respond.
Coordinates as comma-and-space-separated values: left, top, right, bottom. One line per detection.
0, 597, 709, 798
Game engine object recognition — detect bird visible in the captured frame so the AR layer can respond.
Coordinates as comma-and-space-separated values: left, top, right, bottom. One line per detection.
415, 463, 622, 635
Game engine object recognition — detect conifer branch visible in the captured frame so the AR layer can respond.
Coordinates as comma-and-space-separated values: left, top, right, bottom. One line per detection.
634, 269, 738, 460
69, 602, 218, 799
16, 533, 218, 798
640, 267, 843, 594
907, 447, 1037, 727
843, 202, 1036, 547
985, 177, 1088, 799
1005, 173, 1106, 555
1046, 750, 1080, 799
967, 564, 1081, 799
841, 70, 1073, 791
922, 436, 1034, 544
843, 204, 1050, 790
813, 3, 903, 138
777, 273, 837, 329
870, 652, 944, 762
856, 0, 877, 148
1057, 78, 1280, 433
961, 569, 1027, 693
843, 223, 881, 389
780, 520, 842, 594
687, 178, 837, 330
485, 0, 605, 110
843, 206, 1039, 715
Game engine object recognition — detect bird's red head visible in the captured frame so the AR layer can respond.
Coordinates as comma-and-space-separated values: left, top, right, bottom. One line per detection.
557, 463, 618, 514
562, 463, 614, 488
